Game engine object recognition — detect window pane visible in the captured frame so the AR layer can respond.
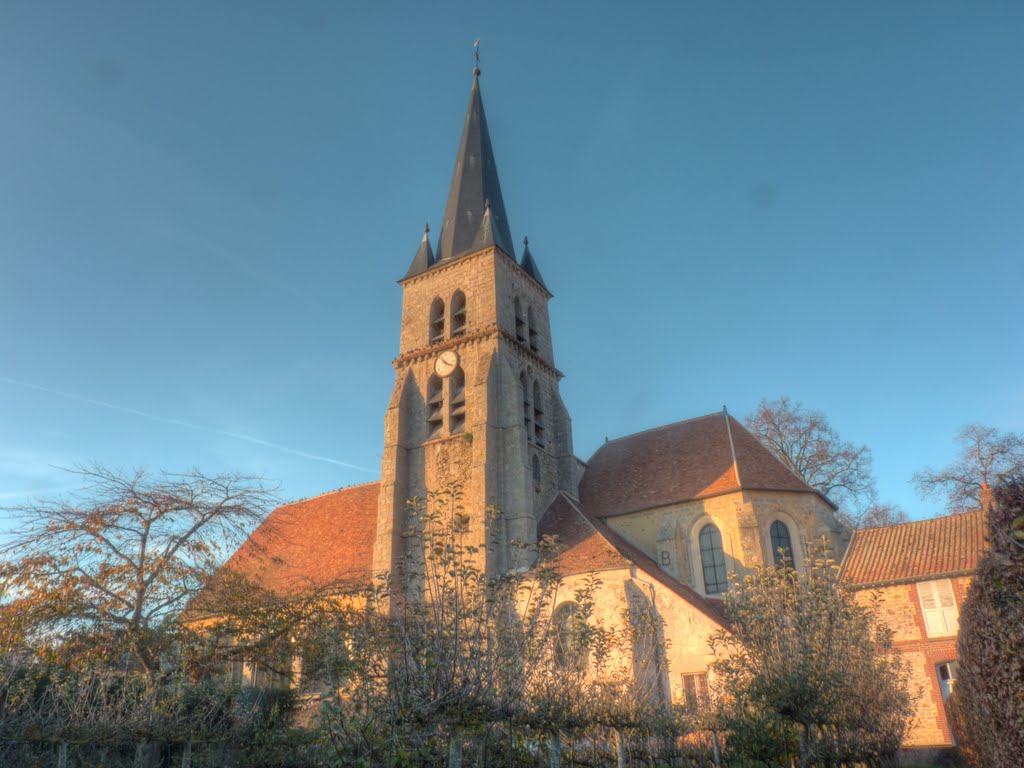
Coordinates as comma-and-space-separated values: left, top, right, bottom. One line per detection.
770, 521, 793, 566
699, 524, 727, 594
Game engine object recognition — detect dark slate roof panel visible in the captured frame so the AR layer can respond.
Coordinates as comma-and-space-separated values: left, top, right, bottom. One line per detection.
436, 73, 515, 262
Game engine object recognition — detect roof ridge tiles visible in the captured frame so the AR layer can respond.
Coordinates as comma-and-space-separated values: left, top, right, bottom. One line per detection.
277, 479, 381, 509
597, 410, 725, 449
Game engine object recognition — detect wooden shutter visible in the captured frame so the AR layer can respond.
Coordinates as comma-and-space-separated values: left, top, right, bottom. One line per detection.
918, 579, 958, 637
935, 579, 959, 634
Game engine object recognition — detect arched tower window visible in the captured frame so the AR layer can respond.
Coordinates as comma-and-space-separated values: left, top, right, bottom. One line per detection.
527, 306, 539, 353
429, 298, 445, 345
770, 521, 794, 566
514, 297, 526, 343
552, 602, 585, 670
451, 290, 466, 338
533, 381, 545, 448
426, 375, 443, 438
699, 524, 728, 595
449, 367, 466, 435
520, 371, 533, 438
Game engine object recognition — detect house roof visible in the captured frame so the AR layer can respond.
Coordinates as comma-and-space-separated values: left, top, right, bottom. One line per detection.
841, 508, 988, 588
538, 493, 728, 626
220, 481, 380, 596
579, 410, 828, 519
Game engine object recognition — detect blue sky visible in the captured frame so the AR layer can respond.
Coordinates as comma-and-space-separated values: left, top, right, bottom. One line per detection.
1, 1, 1021, 523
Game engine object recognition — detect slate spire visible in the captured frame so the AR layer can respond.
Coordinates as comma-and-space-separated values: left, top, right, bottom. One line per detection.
435, 68, 515, 263
519, 235, 546, 289
403, 223, 434, 279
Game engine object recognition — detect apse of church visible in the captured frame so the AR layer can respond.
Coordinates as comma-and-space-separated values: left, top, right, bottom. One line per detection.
372, 70, 577, 578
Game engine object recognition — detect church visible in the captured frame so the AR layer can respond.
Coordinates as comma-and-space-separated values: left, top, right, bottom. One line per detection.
223, 67, 972, 755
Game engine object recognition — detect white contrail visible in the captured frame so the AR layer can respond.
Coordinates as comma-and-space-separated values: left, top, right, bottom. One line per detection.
0, 376, 373, 473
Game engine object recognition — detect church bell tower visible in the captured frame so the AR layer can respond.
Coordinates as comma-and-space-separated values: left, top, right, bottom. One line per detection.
372, 67, 576, 576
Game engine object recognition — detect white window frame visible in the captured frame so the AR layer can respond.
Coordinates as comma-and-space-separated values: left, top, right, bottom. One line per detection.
917, 578, 959, 637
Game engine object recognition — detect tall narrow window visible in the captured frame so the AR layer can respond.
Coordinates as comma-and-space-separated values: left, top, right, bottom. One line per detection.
527, 306, 539, 352
521, 372, 533, 438
426, 375, 443, 438
769, 521, 793, 566
533, 380, 545, 448
918, 579, 959, 637
451, 290, 466, 337
531, 454, 542, 489
429, 298, 445, 344
553, 602, 585, 670
514, 298, 526, 342
449, 367, 466, 435
699, 524, 728, 595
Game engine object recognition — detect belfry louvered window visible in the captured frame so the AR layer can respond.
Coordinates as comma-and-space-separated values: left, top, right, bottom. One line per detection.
769, 521, 793, 566
514, 298, 526, 343
451, 290, 466, 337
426, 375, 443, 438
699, 524, 728, 595
449, 367, 466, 435
527, 306, 539, 353
429, 298, 445, 344
521, 372, 532, 438
533, 380, 545, 448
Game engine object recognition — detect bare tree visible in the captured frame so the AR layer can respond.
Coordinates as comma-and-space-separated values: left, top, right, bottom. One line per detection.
913, 424, 1024, 513
0, 465, 278, 684
745, 396, 898, 528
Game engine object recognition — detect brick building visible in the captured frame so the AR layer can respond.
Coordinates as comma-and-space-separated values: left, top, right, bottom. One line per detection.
841, 509, 987, 751
221, 67, 979, 747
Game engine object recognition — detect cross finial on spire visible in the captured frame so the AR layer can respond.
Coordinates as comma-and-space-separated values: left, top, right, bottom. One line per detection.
424, 222, 430, 234
473, 38, 481, 76
523, 235, 529, 246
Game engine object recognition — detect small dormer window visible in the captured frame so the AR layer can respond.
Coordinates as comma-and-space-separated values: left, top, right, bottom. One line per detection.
527, 306, 539, 353
449, 367, 466, 435
430, 298, 445, 345
427, 375, 443, 438
533, 380, 545, 448
451, 290, 466, 337
514, 298, 526, 343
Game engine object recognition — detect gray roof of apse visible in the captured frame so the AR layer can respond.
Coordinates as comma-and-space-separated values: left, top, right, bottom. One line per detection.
434, 71, 516, 265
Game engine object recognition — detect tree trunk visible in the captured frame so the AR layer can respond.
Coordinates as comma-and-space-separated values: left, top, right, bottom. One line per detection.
135, 741, 146, 768
548, 731, 562, 768
181, 740, 193, 768
449, 728, 463, 768
57, 741, 68, 768
711, 731, 722, 768
615, 728, 627, 768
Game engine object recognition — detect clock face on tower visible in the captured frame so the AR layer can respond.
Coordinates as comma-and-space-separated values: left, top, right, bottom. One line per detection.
434, 350, 459, 378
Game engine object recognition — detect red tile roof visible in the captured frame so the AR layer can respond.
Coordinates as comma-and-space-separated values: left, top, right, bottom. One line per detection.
539, 493, 728, 626
579, 411, 827, 519
221, 482, 379, 596
841, 509, 987, 588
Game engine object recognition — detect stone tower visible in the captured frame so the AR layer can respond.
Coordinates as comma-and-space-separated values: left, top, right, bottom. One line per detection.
372, 69, 576, 577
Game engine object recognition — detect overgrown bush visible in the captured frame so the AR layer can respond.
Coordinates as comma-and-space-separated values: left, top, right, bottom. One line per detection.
953, 479, 1024, 768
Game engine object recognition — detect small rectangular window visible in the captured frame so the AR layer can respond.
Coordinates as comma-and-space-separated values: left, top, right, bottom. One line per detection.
937, 660, 960, 701
917, 579, 959, 637
681, 672, 709, 709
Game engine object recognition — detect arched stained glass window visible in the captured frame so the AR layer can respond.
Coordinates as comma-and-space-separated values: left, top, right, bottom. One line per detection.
770, 521, 793, 566
699, 524, 728, 595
